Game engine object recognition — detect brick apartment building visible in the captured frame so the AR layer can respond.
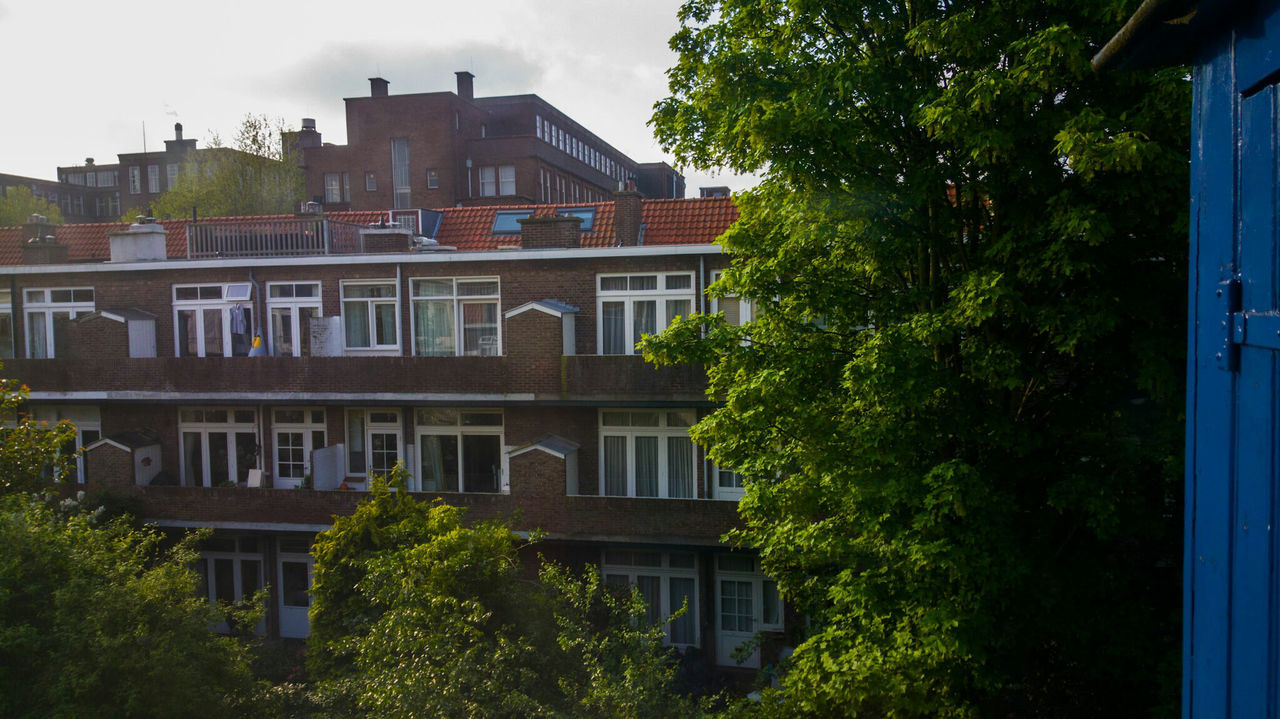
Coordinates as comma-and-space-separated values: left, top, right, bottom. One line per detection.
292, 72, 686, 212
0, 191, 791, 674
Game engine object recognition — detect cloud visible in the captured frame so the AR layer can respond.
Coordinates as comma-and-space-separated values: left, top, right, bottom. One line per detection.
254, 41, 544, 107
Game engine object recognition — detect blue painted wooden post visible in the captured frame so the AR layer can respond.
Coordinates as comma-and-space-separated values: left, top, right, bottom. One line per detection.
1099, 0, 1280, 715
1184, 2, 1280, 716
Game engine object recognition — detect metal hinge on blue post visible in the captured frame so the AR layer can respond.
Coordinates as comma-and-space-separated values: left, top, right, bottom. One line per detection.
1218, 277, 1280, 371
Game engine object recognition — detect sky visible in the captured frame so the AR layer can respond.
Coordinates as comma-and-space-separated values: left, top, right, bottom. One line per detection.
0, 0, 756, 197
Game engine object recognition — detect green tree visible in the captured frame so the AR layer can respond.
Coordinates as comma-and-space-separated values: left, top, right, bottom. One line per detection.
0, 185, 64, 227
150, 114, 304, 219
310, 471, 702, 718
0, 494, 258, 718
647, 1, 1187, 716
0, 369, 76, 494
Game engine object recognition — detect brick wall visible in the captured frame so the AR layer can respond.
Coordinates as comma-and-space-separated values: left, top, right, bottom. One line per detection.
84, 443, 134, 488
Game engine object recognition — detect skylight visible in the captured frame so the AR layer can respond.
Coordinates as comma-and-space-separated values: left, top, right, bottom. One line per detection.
557, 207, 595, 231
492, 210, 533, 234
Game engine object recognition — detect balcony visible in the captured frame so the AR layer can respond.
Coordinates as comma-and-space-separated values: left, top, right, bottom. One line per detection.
120, 485, 740, 544
6, 354, 708, 404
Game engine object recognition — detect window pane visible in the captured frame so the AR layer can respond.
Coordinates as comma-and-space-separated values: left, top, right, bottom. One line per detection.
665, 274, 692, 290
629, 276, 658, 291
414, 299, 454, 356
637, 575, 661, 626
271, 308, 292, 357
666, 299, 691, 325
635, 436, 658, 497
600, 277, 628, 292
460, 412, 502, 426
374, 303, 397, 346
344, 302, 370, 347
370, 432, 398, 476
299, 307, 317, 357
347, 411, 365, 474
720, 296, 741, 325
461, 302, 498, 356
462, 434, 501, 493
602, 302, 626, 355
420, 434, 459, 492
457, 280, 499, 296
763, 580, 781, 626
668, 437, 693, 498
26, 312, 47, 358
413, 278, 454, 297
282, 562, 310, 607
603, 436, 627, 496
633, 300, 656, 348
669, 577, 696, 644
417, 408, 458, 426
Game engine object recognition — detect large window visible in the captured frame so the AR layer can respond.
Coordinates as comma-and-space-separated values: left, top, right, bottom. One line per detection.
599, 409, 696, 498
415, 408, 505, 493
714, 554, 782, 668
24, 287, 94, 359
710, 269, 754, 326
346, 408, 401, 477
167, 163, 179, 190
196, 536, 264, 633
410, 277, 500, 356
147, 165, 160, 193
267, 282, 321, 357
30, 405, 100, 483
128, 166, 141, 194
272, 407, 326, 489
602, 549, 698, 646
714, 464, 745, 501
324, 173, 350, 203
0, 289, 13, 359
597, 273, 695, 355
341, 280, 398, 352
391, 138, 411, 209
180, 408, 259, 487
479, 166, 515, 197
173, 283, 254, 357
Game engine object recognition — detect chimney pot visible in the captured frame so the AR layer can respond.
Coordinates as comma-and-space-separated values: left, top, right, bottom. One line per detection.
302, 118, 316, 131
370, 77, 389, 97
174, 122, 183, 141
85, 157, 95, 166
455, 71, 475, 101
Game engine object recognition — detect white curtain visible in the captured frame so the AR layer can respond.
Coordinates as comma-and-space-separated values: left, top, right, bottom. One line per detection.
632, 300, 656, 348
415, 299, 454, 356
667, 437, 693, 498
603, 436, 627, 495
602, 302, 626, 354
635, 436, 658, 497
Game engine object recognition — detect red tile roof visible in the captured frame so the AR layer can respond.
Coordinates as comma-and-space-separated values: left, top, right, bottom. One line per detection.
0, 199, 737, 266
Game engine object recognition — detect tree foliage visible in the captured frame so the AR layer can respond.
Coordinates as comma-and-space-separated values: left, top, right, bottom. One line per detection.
309, 470, 702, 718
0, 185, 64, 227
0, 494, 258, 718
648, 1, 1187, 716
0, 369, 76, 494
150, 114, 303, 219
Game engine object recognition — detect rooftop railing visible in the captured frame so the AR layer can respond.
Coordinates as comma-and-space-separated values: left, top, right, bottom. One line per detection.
186, 218, 372, 258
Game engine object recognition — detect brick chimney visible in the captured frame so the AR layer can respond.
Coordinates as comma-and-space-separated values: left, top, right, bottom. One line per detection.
370, 77, 389, 97
613, 183, 643, 247
518, 215, 581, 249
21, 215, 67, 265
108, 219, 168, 262
174, 122, 184, 141
455, 71, 474, 101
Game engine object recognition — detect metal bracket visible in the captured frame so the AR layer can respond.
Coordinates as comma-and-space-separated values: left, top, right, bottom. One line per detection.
1217, 277, 1280, 371
1217, 278, 1241, 371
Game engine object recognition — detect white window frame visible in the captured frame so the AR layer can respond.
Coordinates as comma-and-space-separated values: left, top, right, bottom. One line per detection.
266, 282, 322, 357
710, 269, 754, 326
346, 408, 402, 478
197, 536, 265, 633
0, 288, 12, 359
601, 549, 700, 647
391, 137, 411, 209
413, 408, 507, 493
271, 407, 326, 488
172, 283, 255, 358
340, 280, 399, 354
324, 173, 343, 203
479, 166, 496, 197
498, 165, 515, 196
598, 409, 697, 498
24, 287, 95, 359
409, 277, 501, 356
147, 165, 160, 193
166, 163, 179, 190
179, 407, 259, 487
596, 272, 696, 355
30, 405, 100, 483
128, 166, 141, 194
715, 554, 783, 668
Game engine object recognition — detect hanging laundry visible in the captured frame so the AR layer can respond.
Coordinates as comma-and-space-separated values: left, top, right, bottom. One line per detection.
230, 304, 248, 335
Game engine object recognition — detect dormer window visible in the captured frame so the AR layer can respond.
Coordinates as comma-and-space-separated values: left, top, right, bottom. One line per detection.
492, 210, 532, 234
